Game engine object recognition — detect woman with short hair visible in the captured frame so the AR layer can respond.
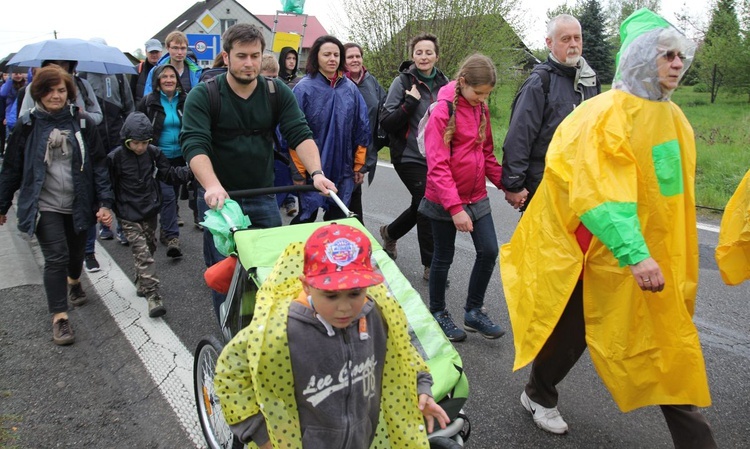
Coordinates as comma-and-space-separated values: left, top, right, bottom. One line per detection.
0, 65, 114, 346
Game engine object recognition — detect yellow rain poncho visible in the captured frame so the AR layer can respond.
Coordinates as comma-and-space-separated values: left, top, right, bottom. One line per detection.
214, 242, 430, 449
500, 9, 711, 413
716, 168, 750, 285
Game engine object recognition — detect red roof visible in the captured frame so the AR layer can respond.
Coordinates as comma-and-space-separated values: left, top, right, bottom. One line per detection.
255, 14, 329, 49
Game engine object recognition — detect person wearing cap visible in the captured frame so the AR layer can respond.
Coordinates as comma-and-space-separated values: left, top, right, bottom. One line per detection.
215, 223, 449, 449
131, 38, 163, 103
500, 8, 716, 446
143, 31, 202, 97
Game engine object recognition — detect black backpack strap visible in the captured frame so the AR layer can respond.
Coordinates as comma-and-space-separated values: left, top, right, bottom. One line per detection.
74, 75, 96, 108
205, 77, 221, 134
533, 65, 552, 105
509, 64, 552, 124
265, 77, 290, 165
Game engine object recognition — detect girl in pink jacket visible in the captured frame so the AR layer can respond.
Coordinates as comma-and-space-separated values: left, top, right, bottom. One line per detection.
419, 53, 504, 342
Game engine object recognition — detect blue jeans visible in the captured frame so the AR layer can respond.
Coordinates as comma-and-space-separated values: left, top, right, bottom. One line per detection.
85, 221, 123, 254
428, 212, 498, 313
159, 180, 179, 239
197, 187, 282, 321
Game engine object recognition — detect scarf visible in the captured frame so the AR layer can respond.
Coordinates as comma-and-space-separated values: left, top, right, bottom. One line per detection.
44, 128, 71, 166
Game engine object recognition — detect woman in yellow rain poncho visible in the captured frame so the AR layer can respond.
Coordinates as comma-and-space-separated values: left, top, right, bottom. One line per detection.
500, 8, 716, 447
716, 168, 750, 285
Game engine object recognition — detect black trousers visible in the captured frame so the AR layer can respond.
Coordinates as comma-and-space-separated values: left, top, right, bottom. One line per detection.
526, 281, 717, 448
35, 211, 86, 314
385, 162, 433, 267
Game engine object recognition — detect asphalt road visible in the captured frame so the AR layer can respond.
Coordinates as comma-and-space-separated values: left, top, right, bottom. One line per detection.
2, 162, 749, 448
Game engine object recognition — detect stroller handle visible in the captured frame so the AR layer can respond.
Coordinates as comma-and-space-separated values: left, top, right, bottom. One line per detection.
225, 185, 354, 218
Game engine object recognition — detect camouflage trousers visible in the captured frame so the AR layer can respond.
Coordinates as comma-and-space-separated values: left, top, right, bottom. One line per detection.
120, 216, 159, 297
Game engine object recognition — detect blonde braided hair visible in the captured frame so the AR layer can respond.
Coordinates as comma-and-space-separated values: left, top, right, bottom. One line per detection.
443, 53, 496, 146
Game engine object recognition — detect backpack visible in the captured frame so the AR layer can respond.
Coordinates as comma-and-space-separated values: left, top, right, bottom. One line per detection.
416, 99, 454, 157
509, 64, 551, 123
203, 74, 287, 164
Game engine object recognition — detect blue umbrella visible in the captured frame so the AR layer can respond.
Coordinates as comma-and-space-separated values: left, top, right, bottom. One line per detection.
8, 38, 137, 75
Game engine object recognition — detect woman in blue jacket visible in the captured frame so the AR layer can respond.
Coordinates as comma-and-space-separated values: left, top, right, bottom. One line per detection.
288, 35, 370, 223
137, 64, 186, 258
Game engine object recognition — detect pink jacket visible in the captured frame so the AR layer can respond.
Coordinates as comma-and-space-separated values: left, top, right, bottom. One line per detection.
423, 80, 503, 216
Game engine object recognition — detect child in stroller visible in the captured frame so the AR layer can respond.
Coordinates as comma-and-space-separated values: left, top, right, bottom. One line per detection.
214, 223, 449, 448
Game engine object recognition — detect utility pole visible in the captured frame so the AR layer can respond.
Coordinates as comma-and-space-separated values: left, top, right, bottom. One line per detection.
53, 30, 58, 39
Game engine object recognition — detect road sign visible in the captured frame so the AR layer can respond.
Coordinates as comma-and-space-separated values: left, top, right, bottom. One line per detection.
272, 32, 302, 53
187, 34, 219, 62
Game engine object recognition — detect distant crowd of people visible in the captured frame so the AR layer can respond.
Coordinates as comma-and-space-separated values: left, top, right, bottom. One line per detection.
0, 8, 723, 448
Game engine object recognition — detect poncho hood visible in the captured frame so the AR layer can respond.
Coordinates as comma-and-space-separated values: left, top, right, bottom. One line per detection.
613, 8, 696, 101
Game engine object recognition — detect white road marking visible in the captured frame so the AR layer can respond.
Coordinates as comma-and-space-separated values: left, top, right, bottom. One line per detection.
86, 242, 207, 449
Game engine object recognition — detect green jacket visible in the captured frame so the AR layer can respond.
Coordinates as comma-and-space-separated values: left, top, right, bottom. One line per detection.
180, 74, 312, 191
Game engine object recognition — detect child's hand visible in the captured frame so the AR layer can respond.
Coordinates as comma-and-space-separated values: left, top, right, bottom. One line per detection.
452, 210, 473, 233
418, 393, 449, 433
96, 207, 113, 228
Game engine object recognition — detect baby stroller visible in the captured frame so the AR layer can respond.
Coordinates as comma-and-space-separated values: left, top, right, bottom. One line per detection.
193, 187, 470, 449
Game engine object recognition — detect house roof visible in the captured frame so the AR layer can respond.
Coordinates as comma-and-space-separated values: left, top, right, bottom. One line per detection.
254, 14, 329, 49
152, 0, 271, 44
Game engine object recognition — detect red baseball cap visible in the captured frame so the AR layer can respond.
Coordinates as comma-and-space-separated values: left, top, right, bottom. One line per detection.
304, 223, 384, 290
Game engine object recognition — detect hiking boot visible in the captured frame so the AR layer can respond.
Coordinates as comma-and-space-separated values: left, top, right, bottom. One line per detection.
379, 225, 397, 260
159, 229, 168, 246
521, 391, 568, 435
166, 238, 182, 258
99, 227, 114, 240
432, 310, 467, 342
282, 198, 298, 217
464, 308, 505, 339
84, 253, 100, 273
52, 318, 75, 346
116, 231, 129, 246
68, 283, 88, 307
147, 294, 166, 318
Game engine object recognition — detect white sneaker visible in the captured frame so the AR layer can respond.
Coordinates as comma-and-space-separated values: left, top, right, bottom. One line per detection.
520, 391, 569, 434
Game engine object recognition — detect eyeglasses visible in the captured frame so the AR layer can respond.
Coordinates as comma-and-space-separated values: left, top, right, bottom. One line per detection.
663, 50, 686, 62
169, 46, 188, 52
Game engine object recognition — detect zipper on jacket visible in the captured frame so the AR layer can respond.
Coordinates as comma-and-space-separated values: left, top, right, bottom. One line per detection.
341, 328, 353, 448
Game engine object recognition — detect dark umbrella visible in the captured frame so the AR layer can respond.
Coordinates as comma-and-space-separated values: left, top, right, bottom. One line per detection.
0, 53, 28, 73
8, 38, 137, 75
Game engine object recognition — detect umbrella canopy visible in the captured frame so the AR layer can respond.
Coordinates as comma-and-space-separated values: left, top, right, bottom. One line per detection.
0, 53, 28, 73
8, 38, 137, 75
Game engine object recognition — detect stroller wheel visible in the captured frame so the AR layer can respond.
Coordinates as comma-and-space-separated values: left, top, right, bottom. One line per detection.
429, 436, 463, 449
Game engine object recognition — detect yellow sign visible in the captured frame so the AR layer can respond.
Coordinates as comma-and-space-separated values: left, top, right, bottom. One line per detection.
272, 32, 302, 53
197, 10, 218, 33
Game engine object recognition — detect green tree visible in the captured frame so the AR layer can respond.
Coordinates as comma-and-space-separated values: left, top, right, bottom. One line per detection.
579, 0, 615, 83
698, 0, 744, 102
338, 0, 528, 83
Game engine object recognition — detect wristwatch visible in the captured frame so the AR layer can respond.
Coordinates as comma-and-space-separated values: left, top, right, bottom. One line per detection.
310, 170, 324, 179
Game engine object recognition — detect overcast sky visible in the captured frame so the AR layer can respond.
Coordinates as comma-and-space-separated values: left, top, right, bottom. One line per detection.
0, 0, 707, 61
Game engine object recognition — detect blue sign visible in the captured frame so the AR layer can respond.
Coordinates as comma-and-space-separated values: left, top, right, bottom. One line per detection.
187, 34, 220, 61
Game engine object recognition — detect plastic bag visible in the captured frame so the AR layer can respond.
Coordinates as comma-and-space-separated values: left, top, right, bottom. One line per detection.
281, 0, 305, 14
200, 199, 251, 256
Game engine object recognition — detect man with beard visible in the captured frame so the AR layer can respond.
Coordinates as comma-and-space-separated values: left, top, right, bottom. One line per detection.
180, 23, 335, 320
502, 14, 600, 211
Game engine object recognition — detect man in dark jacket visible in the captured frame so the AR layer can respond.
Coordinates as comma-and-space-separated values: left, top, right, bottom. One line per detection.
502, 14, 600, 211
131, 39, 163, 103
277, 46, 301, 87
